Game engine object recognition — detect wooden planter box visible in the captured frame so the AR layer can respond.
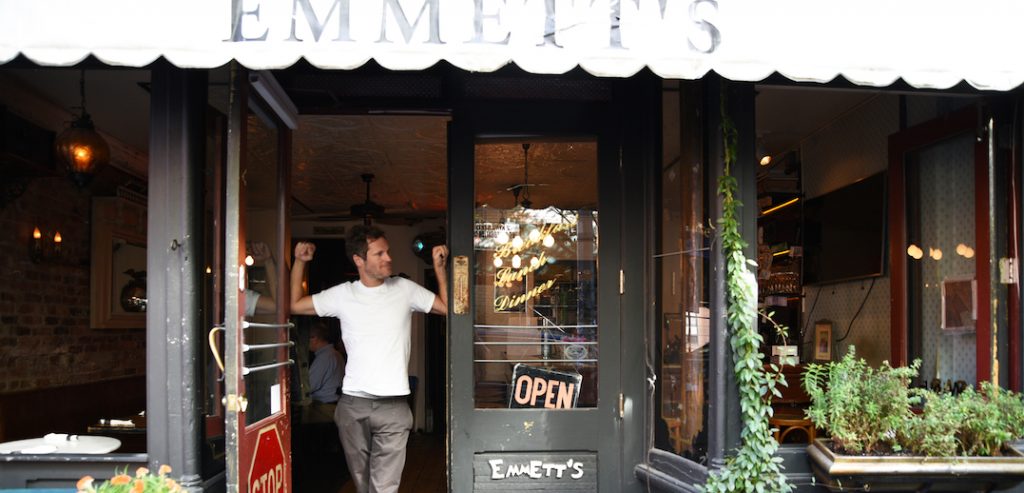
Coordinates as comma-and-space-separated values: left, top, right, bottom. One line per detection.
807, 439, 1024, 492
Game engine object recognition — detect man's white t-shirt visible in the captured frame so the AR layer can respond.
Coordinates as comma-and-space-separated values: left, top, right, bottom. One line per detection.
311, 276, 436, 397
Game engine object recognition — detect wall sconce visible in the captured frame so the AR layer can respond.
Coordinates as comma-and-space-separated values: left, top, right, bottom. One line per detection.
31, 227, 42, 263
54, 69, 109, 187
30, 226, 63, 263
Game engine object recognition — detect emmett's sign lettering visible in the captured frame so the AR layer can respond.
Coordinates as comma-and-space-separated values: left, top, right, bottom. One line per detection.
509, 363, 582, 409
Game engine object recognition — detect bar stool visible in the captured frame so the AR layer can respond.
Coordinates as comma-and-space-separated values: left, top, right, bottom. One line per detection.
769, 408, 815, 444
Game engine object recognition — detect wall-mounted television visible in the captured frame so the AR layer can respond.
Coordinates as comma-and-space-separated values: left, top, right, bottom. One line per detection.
802, 172, 887, 285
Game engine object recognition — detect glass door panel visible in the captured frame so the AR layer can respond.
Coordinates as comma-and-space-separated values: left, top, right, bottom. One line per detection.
241, 107, 286, 425
472, 140, 599, 409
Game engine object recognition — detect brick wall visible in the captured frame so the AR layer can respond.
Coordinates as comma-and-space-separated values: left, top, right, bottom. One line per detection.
0, 177, 145, 393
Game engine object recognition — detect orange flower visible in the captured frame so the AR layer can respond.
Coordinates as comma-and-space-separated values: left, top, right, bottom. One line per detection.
131, 479, 145, 493
76, 476, 94, 490
110, 474, 131, 485
135, 466, 150, 478
158, 464, 172, 476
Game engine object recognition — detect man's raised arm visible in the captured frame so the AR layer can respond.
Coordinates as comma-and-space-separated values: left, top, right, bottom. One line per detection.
430, 245, 448, 316
290, 241, 317, 315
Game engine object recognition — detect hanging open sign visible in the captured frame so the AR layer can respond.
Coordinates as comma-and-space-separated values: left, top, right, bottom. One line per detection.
508, 364, 582, 409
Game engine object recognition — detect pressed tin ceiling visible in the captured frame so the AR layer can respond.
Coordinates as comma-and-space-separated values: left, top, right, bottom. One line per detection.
290, 115, 599, 222
291, 115, 449, 220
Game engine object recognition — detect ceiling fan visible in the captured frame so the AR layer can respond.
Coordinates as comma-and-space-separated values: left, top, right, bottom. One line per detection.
292, 173, 437, 225
504, 143, 548, 209
349, 173, 385, 225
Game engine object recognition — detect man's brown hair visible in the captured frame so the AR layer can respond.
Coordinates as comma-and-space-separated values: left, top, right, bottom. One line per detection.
346, 225, 386, 260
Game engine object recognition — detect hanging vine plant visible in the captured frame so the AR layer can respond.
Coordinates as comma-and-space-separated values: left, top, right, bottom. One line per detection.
703, 98, 792, 493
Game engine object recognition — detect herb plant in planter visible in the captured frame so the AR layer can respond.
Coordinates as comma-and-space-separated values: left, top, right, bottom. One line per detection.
802, 347, 1024, 491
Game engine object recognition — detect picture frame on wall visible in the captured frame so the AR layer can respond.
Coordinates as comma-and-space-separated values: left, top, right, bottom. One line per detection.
941, 276, 976, 332
813, 320, 832, 361
90, 197, 147, 329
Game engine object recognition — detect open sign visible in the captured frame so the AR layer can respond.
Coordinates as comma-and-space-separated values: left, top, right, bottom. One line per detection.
508, 364, 582, 409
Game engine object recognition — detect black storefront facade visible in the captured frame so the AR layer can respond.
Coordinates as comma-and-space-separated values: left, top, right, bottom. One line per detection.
2, 1, 1024, 492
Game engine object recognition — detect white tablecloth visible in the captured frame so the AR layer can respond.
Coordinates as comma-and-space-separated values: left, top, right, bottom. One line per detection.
0, 434, 121, 454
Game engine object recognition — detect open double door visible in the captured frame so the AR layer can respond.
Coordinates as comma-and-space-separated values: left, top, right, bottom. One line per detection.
215, 67, 632, 492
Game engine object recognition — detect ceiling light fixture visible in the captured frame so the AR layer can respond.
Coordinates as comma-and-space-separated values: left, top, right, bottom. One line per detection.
54, 69, 109, 188
756, 139, 772, 166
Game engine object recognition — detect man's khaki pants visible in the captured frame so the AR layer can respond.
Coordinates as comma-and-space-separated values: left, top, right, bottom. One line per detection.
334, 394, 413, 493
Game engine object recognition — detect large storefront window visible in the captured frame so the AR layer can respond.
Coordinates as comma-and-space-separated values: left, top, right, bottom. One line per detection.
907, 133, 978, 385
654, 81, 710, 461
472, 140, 599, 409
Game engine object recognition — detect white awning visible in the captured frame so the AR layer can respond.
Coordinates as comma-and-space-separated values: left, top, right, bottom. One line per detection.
1, 0, 1021, 91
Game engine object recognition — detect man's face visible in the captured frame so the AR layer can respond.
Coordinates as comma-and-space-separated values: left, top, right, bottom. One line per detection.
357, 237, 392, 282
309, 335, 323, 351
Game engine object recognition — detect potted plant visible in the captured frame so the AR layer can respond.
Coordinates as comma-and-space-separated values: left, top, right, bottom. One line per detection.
802, 347, 1024, 491
76, 465, 181, 493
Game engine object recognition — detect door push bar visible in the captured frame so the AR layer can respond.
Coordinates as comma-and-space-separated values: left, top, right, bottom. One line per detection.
243, 341, 295, 352
242, 359, 295, 376
242, 321, 296, 330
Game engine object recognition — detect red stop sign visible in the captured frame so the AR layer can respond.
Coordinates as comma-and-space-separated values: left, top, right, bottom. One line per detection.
248, 425, 287, 493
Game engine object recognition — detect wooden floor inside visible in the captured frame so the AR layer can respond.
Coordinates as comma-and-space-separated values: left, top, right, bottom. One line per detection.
337, 433, 447, 493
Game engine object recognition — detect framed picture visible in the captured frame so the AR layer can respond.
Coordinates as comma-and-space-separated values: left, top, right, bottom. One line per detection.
941, 276, 976, 332
90, 197, 147, 329
813, 320, 832, 361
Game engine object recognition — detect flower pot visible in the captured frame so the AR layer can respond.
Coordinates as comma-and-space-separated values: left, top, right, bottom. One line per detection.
807, 438, 1024, 491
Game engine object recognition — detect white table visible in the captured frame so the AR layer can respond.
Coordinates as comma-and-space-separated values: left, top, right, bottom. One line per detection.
0, 435, 121, 454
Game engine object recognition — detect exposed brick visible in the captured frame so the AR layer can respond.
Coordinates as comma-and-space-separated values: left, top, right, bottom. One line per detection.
0, 180, 145, 394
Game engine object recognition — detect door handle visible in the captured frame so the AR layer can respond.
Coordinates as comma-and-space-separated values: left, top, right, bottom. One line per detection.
208, 326, 226, 380
453, 255, 468, 314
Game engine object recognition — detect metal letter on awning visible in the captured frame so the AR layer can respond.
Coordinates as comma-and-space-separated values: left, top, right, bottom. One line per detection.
1, 0, 1021, 91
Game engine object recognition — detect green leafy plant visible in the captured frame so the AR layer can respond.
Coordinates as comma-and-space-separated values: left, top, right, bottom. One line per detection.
803, 347, 920, 454
77, 465, 180, 493
805, 347, 1024, 457
703, 98, 791, 493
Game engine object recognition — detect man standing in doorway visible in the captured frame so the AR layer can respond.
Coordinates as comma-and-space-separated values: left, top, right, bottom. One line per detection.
290, 226, 448, 493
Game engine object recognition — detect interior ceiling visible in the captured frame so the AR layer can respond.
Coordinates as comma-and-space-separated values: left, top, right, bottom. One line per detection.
291, 115, 449, 219
4, 68, 879, 220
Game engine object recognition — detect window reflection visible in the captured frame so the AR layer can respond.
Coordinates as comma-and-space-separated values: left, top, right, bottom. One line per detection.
655, 82, 709, 461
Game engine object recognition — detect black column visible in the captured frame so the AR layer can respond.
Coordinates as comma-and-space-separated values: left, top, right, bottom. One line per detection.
146, 62, 207, 489
705, 76, 756, 468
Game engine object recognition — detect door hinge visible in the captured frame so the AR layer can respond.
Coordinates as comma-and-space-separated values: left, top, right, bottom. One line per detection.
223, 394, 248, 413
618, 393, 625, 419
619, 270, 624, 295
999, 258, 1018, 284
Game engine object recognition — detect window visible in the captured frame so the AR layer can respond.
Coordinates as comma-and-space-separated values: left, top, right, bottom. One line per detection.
654, 81, 711, 461
472, 140, 600, 409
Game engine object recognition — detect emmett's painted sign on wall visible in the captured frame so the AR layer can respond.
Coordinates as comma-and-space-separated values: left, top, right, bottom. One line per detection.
474, 451, 597, 490
508, 363, 581, 409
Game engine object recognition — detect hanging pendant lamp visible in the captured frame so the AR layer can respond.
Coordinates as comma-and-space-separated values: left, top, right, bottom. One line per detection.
54, 69, 109, 187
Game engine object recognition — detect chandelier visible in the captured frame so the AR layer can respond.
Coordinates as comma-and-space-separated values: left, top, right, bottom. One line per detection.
54, 70, 109, 187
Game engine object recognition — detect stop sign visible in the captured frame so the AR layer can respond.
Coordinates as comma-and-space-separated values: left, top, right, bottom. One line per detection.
248, 425, 287, 493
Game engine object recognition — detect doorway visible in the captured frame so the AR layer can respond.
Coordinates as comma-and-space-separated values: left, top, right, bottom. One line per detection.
287, 112, 451, 492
